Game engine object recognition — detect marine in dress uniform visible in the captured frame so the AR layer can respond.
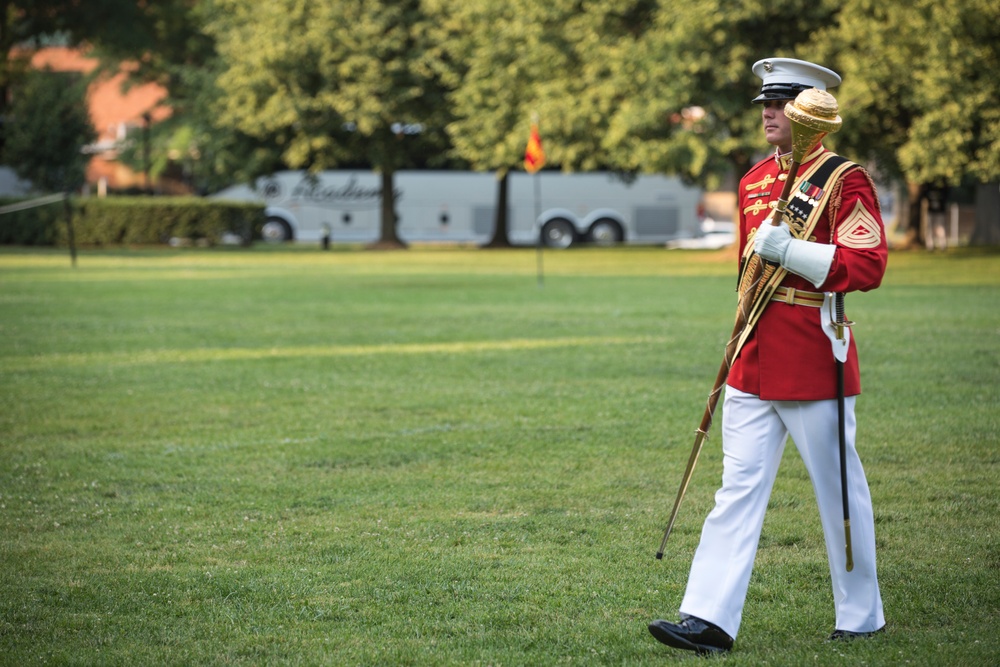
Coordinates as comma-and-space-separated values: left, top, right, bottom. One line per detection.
649, 58, 888, 655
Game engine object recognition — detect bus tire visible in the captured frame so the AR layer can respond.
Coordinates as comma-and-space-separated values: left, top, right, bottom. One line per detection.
261, 217, 293, 243
586, 218, 624, 245
541, 217, 576, 248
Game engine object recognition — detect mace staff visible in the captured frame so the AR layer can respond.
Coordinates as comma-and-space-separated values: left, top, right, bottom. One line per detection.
656, 89, 843, 560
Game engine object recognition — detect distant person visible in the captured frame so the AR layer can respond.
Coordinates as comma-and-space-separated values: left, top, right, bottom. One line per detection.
648, 57, 888, 655
924, 185, 949, 250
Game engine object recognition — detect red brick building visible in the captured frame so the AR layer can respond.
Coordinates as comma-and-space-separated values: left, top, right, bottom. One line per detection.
24, 47, 173, 192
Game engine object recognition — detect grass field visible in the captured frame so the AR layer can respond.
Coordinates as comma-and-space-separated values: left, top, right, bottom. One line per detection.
1, 244, 998, 666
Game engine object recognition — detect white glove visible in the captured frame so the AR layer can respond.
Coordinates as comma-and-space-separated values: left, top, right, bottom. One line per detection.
783, 239, 835, 288
754, 219, 835, 288
754, 220, 792, 262
752, 217, 777, 246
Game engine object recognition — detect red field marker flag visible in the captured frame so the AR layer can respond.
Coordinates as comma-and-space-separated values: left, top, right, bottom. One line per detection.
524, 123, 546, 174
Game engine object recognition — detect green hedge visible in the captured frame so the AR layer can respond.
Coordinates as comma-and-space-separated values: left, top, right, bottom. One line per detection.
0, 196, 266, 246
0, 197, 64, 245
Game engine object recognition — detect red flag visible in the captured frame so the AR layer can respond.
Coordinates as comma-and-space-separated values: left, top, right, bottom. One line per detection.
524, 123, 546, 174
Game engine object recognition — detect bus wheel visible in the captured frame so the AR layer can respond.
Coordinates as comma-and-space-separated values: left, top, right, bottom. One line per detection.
587, 218, 624, 245
541, 218, 575, 248
261, 217, 293, 243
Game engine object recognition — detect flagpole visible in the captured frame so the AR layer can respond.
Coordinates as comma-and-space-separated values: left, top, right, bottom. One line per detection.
534, 172, 543, 288
525, 113, 546, 288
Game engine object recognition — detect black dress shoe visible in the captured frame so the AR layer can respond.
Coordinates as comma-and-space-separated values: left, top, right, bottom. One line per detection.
828, 626, 885, 641
648, 616, 734, 654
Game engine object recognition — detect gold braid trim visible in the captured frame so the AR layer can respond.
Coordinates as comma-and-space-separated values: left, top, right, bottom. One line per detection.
829, 174, 845, 239
860, 166, 882, 214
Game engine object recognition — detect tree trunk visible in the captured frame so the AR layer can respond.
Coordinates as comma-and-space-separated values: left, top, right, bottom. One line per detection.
970, 182, 1000, 246
369, 168, 407, 249
483, 170, 511, 248
897, 182, 927, 249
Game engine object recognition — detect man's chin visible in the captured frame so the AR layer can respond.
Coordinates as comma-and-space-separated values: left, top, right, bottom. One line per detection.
764, 132, 785, 146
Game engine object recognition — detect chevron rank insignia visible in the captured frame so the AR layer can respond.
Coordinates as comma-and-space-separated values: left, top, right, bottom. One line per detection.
837, 200, 882, 249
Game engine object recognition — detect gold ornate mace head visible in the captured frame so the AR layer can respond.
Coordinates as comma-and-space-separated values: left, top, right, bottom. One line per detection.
784, 88, 843, 161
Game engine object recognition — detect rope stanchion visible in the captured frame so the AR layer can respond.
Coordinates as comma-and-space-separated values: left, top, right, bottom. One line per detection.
0, 193, 76, 267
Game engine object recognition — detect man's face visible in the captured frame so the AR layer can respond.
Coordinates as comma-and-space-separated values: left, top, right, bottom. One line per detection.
761, 99, 792, 151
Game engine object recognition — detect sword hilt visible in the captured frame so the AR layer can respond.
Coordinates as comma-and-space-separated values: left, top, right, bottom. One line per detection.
831, 292, 855, 341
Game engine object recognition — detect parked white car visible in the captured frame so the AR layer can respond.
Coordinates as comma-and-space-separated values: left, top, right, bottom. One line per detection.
666, 219, 736, 249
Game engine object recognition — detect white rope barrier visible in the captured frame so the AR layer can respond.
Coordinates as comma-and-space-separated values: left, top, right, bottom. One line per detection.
0, 193, 65, 215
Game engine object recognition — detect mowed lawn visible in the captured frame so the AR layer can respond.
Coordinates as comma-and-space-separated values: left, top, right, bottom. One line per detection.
1, 245, 998, 666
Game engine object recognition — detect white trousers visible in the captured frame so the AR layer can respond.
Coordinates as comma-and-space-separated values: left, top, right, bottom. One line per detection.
679, 385, 885, 639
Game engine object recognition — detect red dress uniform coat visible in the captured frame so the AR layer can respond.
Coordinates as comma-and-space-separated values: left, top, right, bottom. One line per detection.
728, 146, 888, 401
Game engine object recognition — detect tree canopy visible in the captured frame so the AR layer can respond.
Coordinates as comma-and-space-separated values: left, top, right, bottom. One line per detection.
894, 0, 1000, 185
208, 0, 451, 172
814, 0, 1000, 186
2, 68, 94, 192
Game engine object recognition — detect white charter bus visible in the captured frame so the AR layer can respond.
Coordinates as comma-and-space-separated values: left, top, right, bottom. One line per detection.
213, 170, 703, 248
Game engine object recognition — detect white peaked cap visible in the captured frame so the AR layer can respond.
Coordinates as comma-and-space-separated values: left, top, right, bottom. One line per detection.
752, 57, 841, 103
